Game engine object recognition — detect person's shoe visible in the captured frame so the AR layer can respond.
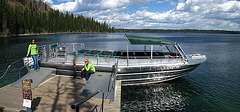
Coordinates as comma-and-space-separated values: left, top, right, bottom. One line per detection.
36, 69, 40, 72
83, 78, 86, 83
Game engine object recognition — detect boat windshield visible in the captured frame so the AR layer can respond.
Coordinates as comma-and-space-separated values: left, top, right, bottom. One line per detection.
166, 45, 178, 53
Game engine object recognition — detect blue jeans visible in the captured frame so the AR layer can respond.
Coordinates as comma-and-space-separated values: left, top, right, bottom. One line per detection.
32, 55, 40, 70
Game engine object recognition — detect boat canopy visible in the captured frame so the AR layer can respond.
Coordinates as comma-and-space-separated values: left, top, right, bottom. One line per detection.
125, 34, 176, 45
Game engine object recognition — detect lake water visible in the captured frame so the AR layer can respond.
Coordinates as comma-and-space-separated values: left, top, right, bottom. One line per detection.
1, 33, 240, 111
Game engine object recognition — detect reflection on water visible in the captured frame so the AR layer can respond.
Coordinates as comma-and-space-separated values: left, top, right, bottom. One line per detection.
121, 78, 203, 111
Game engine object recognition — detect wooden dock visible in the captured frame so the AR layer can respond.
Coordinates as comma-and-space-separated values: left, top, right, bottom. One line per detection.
0, 73, 121, 112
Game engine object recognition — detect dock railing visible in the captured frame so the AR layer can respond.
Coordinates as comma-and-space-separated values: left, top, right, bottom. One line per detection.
71, 90, 103, 112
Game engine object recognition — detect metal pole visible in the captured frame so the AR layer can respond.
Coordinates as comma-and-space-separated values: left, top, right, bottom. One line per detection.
71, 90, 101, 109
73, 58, 76, 78
73, 44, 75, 52
144, 45, 146, 52
19, 70, 21, 79
102, 93, 104, 112
127, 45, 129, 66
151, 45, 153, 59
97, 55, 99, 65
76, 106, 79, 112
175, 44, 187, 62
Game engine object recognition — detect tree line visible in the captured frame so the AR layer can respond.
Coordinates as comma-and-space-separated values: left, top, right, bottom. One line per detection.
0, 0, 115, 36
116, 29, 240, 34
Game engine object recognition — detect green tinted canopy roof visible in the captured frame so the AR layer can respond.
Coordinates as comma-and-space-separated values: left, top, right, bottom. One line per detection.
125, 34, 176, 45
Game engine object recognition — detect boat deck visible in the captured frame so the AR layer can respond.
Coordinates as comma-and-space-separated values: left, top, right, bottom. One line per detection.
0, 69, 121, 112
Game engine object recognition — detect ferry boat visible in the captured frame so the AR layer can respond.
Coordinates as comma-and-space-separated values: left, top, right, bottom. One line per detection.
37, 34, 207, 86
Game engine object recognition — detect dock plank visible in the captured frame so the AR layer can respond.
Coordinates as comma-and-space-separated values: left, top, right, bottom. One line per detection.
11, 67, 54, 89
0, 75, 121, 112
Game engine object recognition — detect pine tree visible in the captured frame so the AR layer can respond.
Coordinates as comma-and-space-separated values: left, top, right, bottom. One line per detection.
0, 0, 115, 36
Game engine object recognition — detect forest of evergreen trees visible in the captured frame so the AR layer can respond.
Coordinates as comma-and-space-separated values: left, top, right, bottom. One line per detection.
116, 29, 240, 34
0, 0, 115, 36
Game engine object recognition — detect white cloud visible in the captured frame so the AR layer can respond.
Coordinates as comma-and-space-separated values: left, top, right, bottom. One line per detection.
43, 0, 53, 6
156, 0, 176, 5
57, 0, 74, 2
174, 0, 240, 30
50, 0, 240, 31
52, 0, 155, 12
140, 7, 148, 10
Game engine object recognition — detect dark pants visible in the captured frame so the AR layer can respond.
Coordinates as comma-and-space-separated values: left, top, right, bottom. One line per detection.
81, 70, 95, 80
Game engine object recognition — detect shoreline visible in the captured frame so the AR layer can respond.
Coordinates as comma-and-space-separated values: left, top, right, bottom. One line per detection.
1, 29, 240, 37
0, 32, 112, 37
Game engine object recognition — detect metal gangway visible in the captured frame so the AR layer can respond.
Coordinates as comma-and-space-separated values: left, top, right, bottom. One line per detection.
71, 59, 119, 112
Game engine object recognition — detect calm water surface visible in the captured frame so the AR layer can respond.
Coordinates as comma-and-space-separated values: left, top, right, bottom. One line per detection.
0, 33, 240, 111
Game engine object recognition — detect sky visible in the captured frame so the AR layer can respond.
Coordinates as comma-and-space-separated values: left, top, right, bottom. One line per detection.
42, 0, 240, 31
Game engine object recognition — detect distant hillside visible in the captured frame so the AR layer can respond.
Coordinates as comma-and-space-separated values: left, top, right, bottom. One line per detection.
0, 0, 115, 36
116, 29, 240, 34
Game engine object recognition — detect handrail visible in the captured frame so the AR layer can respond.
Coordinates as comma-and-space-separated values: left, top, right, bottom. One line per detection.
71, 61, 118, 112
119, 55, 182, 59
108, 58, 118, 93
71, 90, 101, 110
0, 57, 26, 80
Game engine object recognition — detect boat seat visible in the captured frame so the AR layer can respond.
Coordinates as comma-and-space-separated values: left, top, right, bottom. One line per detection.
94, 53, 99, 57
78, 49, 84, 53
51, 44, 58, 49
88, 50, 93, 55
83, 52, 88, 56
83, 50, 93, 56
69, 51, 76, 55
99, 51, 104, 57
94, 51, 103, 57
77, 49, 84, 55
111, 51, 115, 56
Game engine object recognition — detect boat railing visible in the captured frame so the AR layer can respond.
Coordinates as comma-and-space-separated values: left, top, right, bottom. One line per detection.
120, 57, 183, 66
39, 43, 184, 66
63, 55, 119, 66
119, 55, 182, 59
39, 43, 85, 62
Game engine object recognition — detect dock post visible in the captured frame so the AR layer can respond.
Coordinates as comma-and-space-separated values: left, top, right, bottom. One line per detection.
73, 58, 77, 78
102, 93, 104, 112
0, 107, 5, 112
76, 106, 79, 112
27, 107, 33, 112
